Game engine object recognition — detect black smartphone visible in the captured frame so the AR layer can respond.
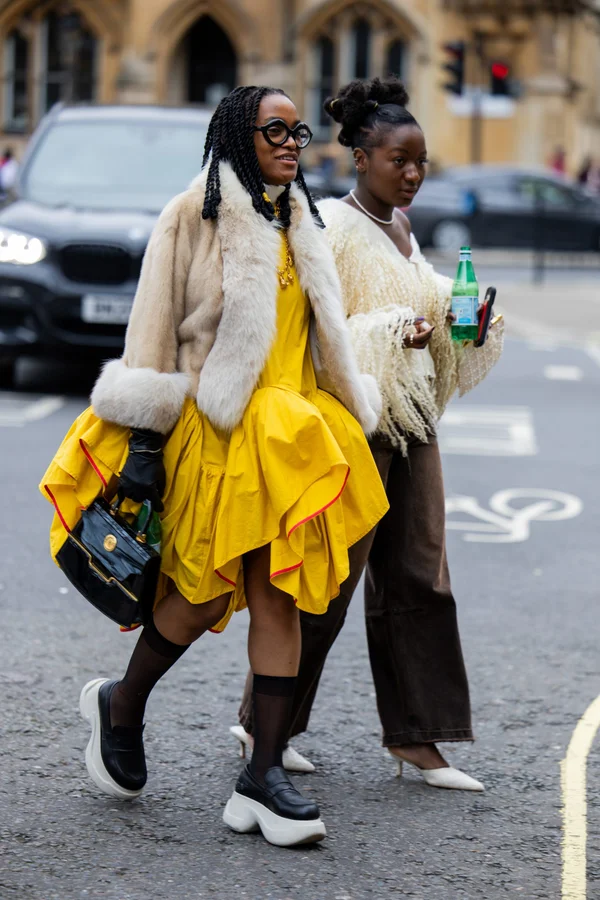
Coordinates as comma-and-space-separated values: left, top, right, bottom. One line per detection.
474, 287, 496, 348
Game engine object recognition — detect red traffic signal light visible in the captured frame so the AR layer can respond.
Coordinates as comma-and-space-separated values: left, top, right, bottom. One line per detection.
442, 41, 465, 96
490, 61, 511, 95
491, 62, 510, 80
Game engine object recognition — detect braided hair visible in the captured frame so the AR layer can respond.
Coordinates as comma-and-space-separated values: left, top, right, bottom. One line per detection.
324, 76, 420, 151
202, 85, 322, 228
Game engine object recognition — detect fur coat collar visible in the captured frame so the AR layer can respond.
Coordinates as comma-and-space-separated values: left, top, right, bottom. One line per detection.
91, 163, 381, 435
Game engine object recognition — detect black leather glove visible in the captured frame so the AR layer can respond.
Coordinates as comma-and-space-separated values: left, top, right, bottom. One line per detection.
118, 428, 166, 512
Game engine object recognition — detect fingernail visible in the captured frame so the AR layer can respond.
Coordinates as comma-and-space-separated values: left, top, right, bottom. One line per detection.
415, 317, 425, 322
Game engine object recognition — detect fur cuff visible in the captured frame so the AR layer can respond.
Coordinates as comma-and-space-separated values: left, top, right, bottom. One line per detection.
91, 359, 190, 434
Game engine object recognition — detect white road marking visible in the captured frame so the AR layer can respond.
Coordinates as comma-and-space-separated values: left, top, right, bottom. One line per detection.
446, 488, 583, 543
561, 694, 600, 900
528, 339, 558, 352
544, 365, 583, 381
439, 406, 537, 457
0, 391, 64, 426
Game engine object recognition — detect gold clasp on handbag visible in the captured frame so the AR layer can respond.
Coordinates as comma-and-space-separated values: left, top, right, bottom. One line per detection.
104, 534, 117, 552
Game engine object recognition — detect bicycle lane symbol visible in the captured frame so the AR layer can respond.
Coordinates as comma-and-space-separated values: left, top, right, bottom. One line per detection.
445, 489, 583, 543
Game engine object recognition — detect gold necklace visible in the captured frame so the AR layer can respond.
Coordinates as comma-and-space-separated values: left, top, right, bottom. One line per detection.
264, 191, 295, 288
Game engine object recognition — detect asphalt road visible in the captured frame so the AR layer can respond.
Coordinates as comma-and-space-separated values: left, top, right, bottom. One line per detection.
1, 333, 599, 899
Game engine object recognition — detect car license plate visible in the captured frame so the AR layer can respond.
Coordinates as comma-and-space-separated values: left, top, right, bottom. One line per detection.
81, 295, 133, 324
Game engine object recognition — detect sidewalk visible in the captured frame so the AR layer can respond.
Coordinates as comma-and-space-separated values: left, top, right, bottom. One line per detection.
428, 248, 600, 271
492, 281, 600, 346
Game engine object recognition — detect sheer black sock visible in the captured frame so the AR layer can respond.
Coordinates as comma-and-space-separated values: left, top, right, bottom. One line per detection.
109, 619, 190, 728
249, 674, 296, 782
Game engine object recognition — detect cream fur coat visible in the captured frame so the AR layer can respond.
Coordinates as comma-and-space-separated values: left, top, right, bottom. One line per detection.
318, 199, 504, 449
91, 164, 382, 435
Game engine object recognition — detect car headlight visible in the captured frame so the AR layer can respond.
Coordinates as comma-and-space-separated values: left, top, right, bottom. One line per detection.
0, 229, 47, 265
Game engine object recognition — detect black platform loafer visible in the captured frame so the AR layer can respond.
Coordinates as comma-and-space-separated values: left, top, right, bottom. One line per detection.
79, 678, 146, 800
223, 765, 326, 847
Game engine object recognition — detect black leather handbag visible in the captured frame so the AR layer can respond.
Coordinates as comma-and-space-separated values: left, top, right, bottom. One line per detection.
56, 496, 161, 628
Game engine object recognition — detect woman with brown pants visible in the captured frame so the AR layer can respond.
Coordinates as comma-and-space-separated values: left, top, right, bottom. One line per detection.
233, 76, 503, 790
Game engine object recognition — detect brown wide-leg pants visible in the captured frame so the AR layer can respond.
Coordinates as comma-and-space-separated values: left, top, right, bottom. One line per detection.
238, 437, 473, 746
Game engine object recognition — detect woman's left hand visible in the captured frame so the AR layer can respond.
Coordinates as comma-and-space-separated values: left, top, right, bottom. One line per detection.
446, 304, 484, 326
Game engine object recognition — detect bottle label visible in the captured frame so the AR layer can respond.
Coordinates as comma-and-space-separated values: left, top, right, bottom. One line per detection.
451, 295, 478, 325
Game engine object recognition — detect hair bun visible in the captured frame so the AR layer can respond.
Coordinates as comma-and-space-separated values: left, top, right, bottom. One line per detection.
323, 76, 416, 149
324, 96, 344, 124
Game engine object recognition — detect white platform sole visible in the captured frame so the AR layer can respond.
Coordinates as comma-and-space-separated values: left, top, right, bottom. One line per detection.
223, 791, 326, 847
79, 678, 143, 801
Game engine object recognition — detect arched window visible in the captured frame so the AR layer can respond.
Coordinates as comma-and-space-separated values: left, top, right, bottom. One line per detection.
40, 11, 97, 112
303, 10, 413, 150
352, 19, 371, 80
3, 29, 29, 131
185, 16, 237, 105
386, 39, 406, 79
317, 36, 335, 130
308, 35, 335, 141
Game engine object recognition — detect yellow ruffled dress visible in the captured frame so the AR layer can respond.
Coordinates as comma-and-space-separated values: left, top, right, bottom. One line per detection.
40, 236, 389, 633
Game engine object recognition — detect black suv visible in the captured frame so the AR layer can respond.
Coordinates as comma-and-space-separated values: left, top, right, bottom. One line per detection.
0, 103, 211, 384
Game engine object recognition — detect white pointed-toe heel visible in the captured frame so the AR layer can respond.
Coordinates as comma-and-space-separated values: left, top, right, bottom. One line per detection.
229, 725, 315, 774
389, 751, 484, 792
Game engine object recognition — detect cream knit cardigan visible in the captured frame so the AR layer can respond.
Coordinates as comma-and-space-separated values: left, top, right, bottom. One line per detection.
318, 198, 503, 451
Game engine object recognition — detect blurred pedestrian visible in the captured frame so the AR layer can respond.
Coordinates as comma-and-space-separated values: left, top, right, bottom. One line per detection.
577, 156, 600, 194
0, 148, 18, 192
233, 76, 504, 791
549, 145, 566, 176
40, 85, 388, 847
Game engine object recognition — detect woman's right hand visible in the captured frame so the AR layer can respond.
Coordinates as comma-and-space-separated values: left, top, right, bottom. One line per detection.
118, 428, 166, 512
402, 319, 435, 350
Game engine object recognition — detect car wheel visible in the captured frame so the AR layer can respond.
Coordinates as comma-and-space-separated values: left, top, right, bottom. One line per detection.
431, 220, 472, 253
0, 358, 15, 388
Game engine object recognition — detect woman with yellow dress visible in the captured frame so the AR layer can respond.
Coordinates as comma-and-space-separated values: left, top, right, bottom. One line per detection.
40, 86, 388, 848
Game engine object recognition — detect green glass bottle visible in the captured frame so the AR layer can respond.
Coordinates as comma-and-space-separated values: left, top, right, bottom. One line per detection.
451, 246, 479, 342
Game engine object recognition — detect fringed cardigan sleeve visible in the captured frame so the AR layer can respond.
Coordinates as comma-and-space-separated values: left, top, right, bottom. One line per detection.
320, 201, 439, 446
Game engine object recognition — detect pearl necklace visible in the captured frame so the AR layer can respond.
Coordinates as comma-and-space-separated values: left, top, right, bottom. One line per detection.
350, 190, 394, 226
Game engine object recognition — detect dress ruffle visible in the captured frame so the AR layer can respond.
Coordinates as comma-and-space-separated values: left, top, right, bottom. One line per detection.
41, 390, 387, 633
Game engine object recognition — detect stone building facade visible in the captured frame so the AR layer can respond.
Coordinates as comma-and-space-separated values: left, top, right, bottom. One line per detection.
0, 0, 599, 174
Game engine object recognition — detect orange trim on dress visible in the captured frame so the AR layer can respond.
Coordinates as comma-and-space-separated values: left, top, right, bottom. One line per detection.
79, 439, 108, 489
271, 560, 303, 579
44, 484, 71, 534
287, 467, 350, 538
215, 569, 236, 588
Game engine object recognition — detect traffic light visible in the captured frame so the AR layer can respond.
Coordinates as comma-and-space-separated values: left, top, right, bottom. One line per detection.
490, 61, 511, 96
442, 41, 466, 96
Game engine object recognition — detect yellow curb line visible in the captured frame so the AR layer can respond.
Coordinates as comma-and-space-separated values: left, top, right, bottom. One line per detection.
561, 694, 600, 899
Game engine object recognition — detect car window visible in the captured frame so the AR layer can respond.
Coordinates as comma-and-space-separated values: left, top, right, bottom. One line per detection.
21, 120, 208, 212
518, 178, 578, 210
475, 176, 517, 209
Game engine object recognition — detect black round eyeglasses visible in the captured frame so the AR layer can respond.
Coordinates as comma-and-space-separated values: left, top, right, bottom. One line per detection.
253, 119, 313, 149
